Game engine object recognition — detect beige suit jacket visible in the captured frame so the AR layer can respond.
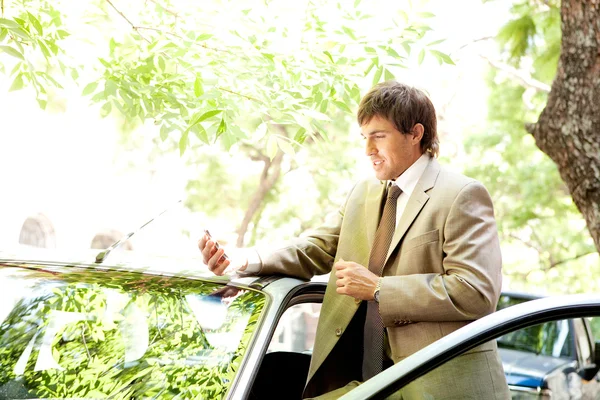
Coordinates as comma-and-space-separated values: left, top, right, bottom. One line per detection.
256, 157, 505, 397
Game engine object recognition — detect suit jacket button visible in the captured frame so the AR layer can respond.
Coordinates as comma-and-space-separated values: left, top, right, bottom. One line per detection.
335, 328, 342, 336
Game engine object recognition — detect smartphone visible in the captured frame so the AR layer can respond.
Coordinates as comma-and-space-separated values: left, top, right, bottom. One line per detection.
204, 229, 229, 261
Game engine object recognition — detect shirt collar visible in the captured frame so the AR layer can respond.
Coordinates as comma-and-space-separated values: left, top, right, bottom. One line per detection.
390, 153, 430, 196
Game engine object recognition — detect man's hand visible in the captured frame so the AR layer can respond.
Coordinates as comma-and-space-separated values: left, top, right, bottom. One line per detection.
335, 259, 379, 300
198, 231, 248, 276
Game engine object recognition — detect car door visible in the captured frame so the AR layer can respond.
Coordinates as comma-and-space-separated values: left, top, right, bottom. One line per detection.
338, 294, 600, 400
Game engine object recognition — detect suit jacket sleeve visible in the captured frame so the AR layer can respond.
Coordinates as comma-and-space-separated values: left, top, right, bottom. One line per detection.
379, 181, 503, 325
253, 185, 356, 280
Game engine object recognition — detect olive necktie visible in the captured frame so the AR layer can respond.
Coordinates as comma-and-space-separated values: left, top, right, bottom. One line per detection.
362, 184, 402, 381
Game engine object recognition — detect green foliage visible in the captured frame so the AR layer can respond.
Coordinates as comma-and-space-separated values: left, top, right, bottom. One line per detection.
0, 0, 77, 109
466, 0, 599, 295
0, 267, 265, 399
2, 0, 453, 154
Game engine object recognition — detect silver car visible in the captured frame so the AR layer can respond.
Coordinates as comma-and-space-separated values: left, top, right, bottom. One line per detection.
1, 248, 599, 399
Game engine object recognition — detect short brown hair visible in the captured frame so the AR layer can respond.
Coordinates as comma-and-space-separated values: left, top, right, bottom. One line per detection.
357, 81, 439, 157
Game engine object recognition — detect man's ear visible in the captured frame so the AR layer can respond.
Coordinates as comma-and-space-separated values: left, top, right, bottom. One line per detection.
410, 123, 425, 144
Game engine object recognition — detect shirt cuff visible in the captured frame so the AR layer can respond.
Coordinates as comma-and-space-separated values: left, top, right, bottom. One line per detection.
243, 248, 262, 273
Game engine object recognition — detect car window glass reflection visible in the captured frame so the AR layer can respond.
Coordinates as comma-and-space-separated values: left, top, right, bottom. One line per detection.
0, 265, 265, 399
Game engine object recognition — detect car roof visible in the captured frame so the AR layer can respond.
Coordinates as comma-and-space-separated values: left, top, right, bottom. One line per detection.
0, 246, 259, 288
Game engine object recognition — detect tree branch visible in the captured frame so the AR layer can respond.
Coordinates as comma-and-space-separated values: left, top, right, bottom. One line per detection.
146, 0, 179, 17
134, 26, 183, 39
546, 251, 597, 270
456, 36, 495, 52
236, 148, 285, 247
105, 0, 151, 43
481, 55, 551, 93
216, 86, 265, 104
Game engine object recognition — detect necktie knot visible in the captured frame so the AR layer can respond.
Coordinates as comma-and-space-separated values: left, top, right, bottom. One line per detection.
387, 184, 402, 200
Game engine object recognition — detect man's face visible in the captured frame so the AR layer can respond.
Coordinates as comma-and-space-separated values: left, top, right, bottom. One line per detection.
361, 115, 423, 181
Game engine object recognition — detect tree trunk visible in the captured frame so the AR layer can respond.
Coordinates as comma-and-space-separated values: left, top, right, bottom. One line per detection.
236, 148, 284, 247
527, 0, 600, 252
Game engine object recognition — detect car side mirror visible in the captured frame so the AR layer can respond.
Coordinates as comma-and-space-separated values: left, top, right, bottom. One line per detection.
579, 340, 600, 381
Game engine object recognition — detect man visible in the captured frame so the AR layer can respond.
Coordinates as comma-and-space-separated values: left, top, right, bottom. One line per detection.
199, 81, 510, 399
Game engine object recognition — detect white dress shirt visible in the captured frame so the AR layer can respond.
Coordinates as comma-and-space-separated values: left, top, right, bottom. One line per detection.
390, 153, 430, 227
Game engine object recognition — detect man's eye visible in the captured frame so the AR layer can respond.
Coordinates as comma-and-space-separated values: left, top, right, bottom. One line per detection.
375, 135, 385, 139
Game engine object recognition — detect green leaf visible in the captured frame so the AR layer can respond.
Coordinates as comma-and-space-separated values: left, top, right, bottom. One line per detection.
9, 27, 32, 41
277, 138, 295, 155
179, 132, 189, 156
384, 68, 394, 81
38, 40, 51, 58
100, 102, 112, 117
342, 26, 357, 40
104, 80, 117, 97
9, 74, 23, 91
253, 123, 268, 141
427, 39, 446, 46
386, 47, 400, 58
27, 13, 43, 35
194, 109, 222, 124
215, 118, 227, 140
194, 125, 209, 144
401, 42, 411, 55
319, 99, 328, 113
372, 65, 383, 86
0, 28, 7, 42
417, 12, 436, 18
0, 45, 24, 60
197, 33, 213, 41
194, 76, 204, 97
332, 100, 352, 113
397, 10, 409, 25
157, 55, 166, 71
56, 29, 69, 39
82, 82, 98, 96
266, 135, 278, 161
323, 51, 334, 63
160, 124, 170, 141
429, 50, 455, 65
418, 48, 425, 65
294, 127, 307, 144
0, 18, 20, 29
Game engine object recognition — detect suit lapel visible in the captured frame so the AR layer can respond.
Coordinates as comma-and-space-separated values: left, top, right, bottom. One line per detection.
385, 157, 441, 264
366, 181, 387, 247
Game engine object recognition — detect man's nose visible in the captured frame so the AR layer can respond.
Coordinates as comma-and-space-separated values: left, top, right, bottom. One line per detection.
365, 138, 376, 156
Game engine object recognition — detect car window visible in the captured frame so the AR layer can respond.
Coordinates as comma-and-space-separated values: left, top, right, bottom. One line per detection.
0, 265, 266, 399
268, 303, 321, 354
497, 294, 575, 358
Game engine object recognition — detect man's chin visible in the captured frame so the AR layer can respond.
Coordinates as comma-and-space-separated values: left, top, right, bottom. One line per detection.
374, 172, 389, 181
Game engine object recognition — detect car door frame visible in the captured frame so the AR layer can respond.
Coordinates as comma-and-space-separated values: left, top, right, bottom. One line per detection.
339, 294, 600, 400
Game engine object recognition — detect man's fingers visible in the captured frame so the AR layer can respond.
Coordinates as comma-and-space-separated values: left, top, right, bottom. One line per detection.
202, 240, 219, 263
336, 277, 345, 287
212, 259, 231, 276
207, 248, 227, 274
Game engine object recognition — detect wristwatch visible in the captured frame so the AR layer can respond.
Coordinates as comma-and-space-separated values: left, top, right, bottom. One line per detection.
373, 278, 382, 303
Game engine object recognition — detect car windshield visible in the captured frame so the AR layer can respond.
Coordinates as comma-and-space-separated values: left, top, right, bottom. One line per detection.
496, 294, 574, 358
0, 263, 266, 399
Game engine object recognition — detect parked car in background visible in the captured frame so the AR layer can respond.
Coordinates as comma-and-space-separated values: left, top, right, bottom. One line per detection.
497, 292, 600, 399
1, 248, 599, 399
